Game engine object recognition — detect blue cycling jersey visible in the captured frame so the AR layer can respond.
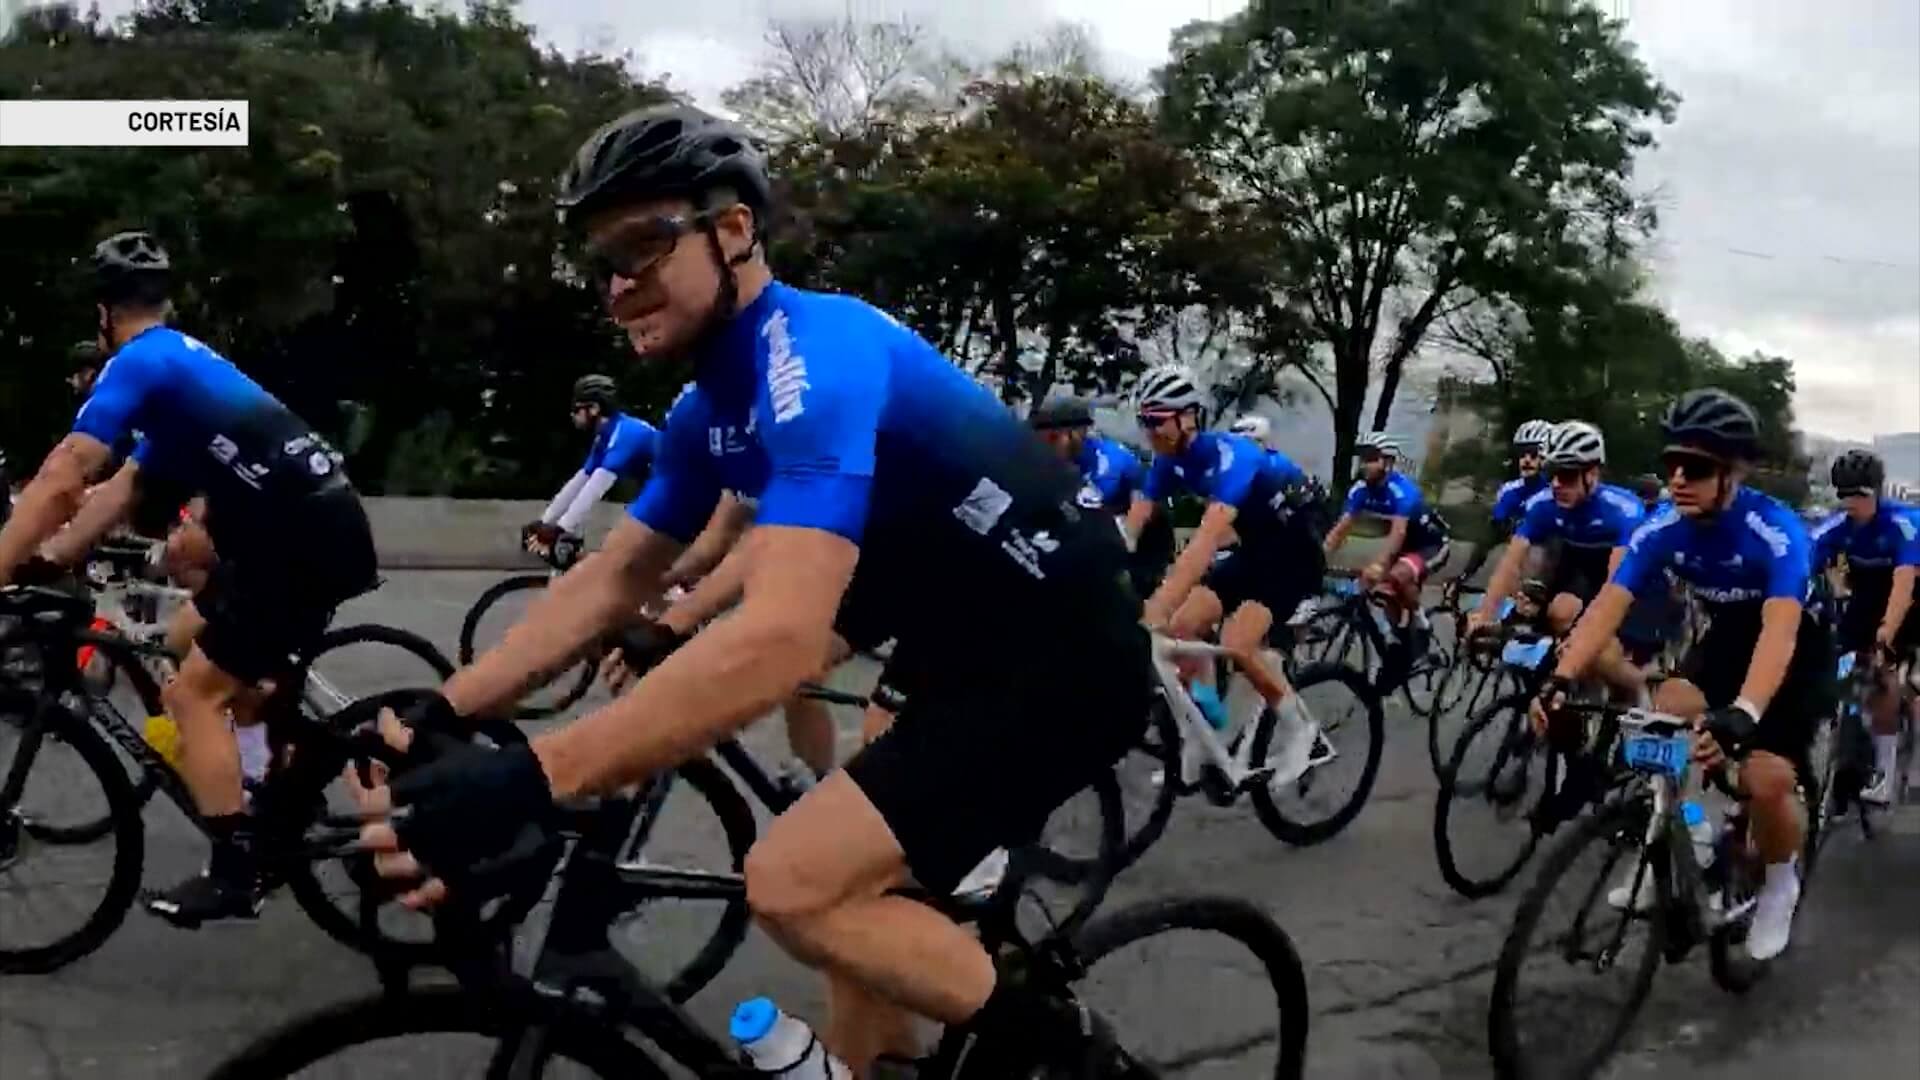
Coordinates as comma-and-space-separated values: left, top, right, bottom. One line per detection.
627, 281, 1100, 613
1612, 486, 1812, 607
1142, 431, 1306, 538
1515, 483, 1645, 552
582, 412, 659, 480
1810, 501, 1920, 576
1073, 435, 1145, 512
1492, 474, 1547, 526
73, 326, 344, 504
1342, 470, 1449, 548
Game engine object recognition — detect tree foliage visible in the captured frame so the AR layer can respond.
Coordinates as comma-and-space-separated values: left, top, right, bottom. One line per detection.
1157, 0, 1675, 482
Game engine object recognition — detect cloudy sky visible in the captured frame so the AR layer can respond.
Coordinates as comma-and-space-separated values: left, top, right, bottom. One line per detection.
81, 0, 1920, 438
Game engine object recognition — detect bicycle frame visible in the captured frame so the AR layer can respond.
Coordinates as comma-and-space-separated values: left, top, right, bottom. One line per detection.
1151, 634, 1304, 792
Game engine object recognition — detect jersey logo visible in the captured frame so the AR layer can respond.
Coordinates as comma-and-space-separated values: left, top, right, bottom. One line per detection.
953, 477, 1013, 536
763, 310, 810, 424
1076, 483, 1105, 510
1897, 515, 1918, 542
1216, 440, 1234, 476
1743, 510, 1791, 558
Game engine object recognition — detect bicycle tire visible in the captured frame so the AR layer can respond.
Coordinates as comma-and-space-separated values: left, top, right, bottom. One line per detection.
1248, 662, 1384, 846
1488, 800, 1663, 1080
203, 985, 667, 1080
280, 691, 544, 969
0, 705, 145, 974
1073, 895, 1310, 1080
1402, 605, 1458, 718
300, 622, 456, 712
35, 635, 166, 843
609, 755, 758, 1003
1026, 695, 1179, 879
1433, 695, 1548, 899
458, 576, 594, 720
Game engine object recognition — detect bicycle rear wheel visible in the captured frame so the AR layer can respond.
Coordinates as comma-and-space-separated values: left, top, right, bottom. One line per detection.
204, 986, 666, 1079
458, 575, 594, 719
35, 634, 165, 842
1248, 662, 1383, 846
1025, 695, 1178, 880
300, 623, 455, 715
1071, 895, 1309, 1079
0, 702, 145, 973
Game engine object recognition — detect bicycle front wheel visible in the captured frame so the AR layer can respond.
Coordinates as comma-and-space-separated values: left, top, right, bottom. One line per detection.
300, 623, 455, 716
1433, 695, 1553, 899
204, 986, 667, 1079
1489, 800, 1664, 1080
458, 575, 594, 719
1071, 895, 1309, 1079
0, 703, 145, 973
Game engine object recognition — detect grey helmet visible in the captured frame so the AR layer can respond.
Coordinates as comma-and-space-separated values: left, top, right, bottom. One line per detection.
1542, 420, 1606, 468
1512, 418, 1555, 450
1131, 365, 1206, 416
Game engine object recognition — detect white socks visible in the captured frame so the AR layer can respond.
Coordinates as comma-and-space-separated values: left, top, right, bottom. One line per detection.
1763, 859, 1798, 896
1875, 734, 1899, 781
234, 722, 271, 783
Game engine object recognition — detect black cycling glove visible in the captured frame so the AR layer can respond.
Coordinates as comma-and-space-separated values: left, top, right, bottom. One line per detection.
386, 697, 562, 901
612, 620, 691, 676
1700, 706, 1758, 760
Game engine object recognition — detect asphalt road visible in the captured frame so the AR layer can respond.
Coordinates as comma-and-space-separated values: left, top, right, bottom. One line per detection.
2, 570, 1916, 1079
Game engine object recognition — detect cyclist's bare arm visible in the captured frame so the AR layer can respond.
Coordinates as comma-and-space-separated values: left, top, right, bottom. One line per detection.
663, 491, 754, 588
1607, 545, 1628, 577
1475, 534, 1534, 624
1144, 500, 1237, 626
658, 539, 751, 635
1552, 583, 1636, 680
1322, 513, 1355, 554
0, 433, 112, 582
444, 517, 681, 718
1123, 495, 1154, 548
44, 458, 141, 566
533, 524, 856, 800
1882, 566, 1915, 643
1736, 597, 1802, 713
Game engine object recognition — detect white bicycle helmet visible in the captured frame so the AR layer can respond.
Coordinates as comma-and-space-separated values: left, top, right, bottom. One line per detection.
1354, 430, 1399, 457
1229, 414, 1272, 443
1132, 365, 1206, 415
1512, 419, 1555, 450
1542, 420, 1606, 468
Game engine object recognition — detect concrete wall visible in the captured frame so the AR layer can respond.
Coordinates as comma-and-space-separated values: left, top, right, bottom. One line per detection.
367, 496, 1477, 577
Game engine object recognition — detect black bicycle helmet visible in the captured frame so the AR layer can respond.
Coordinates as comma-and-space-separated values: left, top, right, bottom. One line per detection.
571, 373, 619, 409
1830, 448, 1885, 494
1660, 387, 1760, 461
1030, 395, 1094, 431
555, 104, 770, 231
91, 230, 171, 305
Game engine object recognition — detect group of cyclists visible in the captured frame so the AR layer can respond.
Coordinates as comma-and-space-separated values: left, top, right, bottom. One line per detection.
0, 98, 1915, 1079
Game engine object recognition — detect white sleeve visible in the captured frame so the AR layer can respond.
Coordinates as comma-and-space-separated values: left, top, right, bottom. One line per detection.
541, 470, 591, 525
557, 468, 620, 533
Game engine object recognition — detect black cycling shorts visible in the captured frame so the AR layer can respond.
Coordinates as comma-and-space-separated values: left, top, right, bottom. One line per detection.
193, 489, 379, 684
843, 584, 1151, 895
1546, 549, 1611, 607
1681, 605, 1833, 779
1202, 527, 1324, 621
1836, 577, 1920, 658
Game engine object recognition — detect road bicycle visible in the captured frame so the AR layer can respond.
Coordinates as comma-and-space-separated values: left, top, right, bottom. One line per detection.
458, 542, 594, 719
0, 585, 512, 974
1814, 645, 1916, 848
208, 691, 1313, 1079
1487, 703, 1827, 1080
1288, 572, 1456, 770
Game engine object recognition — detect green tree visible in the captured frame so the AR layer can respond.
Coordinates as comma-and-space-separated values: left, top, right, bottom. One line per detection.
1157, 0, 1675, 483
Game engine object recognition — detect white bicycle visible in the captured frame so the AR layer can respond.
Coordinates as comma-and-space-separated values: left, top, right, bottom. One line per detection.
1063, 631, 1385, 875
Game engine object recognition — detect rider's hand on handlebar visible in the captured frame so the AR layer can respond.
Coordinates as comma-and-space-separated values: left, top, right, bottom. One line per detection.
1529, 675, 1574, 738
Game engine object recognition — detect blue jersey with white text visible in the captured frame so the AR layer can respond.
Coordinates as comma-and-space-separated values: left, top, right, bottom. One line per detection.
1073, 435, 1145, 513
1612, 487, 1812, 608
1810, 502, 1920, 578
73, 326, 345, 506
1516, 483, 1645, 552
581, 412, 659, 480
625, 282, 1112, 643
1342, 470, 1449, 550
1143, 431, 1311, 540
1493, 474, 1547, 526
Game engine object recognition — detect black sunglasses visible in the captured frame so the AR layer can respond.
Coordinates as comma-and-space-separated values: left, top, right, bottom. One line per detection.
580, 212, 710, 284
1356, 449, 1385, 463
1661, 452, 1722, 482
1548, 466, 1588, 484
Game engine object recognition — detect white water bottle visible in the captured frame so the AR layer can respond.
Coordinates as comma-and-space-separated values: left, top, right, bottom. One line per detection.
1680, 800, 1716, 871
730, 998, 852, 1078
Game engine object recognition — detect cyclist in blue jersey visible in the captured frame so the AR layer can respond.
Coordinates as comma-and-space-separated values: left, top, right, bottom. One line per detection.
0, 231, 376, 926
1028, 394, 1174, 595
1123, 366, 1321, 761
1453, 419, 1554, 589
1541, 388, 1830, 960
1811, 449, 1919, 804
1470, 421, 1648, 707
523, 373, 660, 566
343, 105, 1150, 1076
1323, 430, 1452, 656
